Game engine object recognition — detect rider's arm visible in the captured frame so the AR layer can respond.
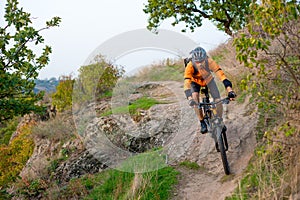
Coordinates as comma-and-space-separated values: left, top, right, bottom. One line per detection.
208, 58, 233, 91
184, 63, 194, 100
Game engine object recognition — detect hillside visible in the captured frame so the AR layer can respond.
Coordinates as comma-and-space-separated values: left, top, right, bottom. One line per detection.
34, 78, 59, 93
1, 39, 299, 199
1, 1, 299, 199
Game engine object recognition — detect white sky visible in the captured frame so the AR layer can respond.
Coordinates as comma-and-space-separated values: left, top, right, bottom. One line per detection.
1, 0, 230, 79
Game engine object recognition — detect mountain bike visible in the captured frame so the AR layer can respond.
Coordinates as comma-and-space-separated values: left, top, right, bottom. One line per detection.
199, 90, 230, 175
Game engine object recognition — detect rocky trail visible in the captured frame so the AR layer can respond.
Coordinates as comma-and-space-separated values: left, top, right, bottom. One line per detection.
127, 81, 258, 200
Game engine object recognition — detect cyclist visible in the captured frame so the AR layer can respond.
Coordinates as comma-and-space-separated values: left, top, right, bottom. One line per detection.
184, 47, 236, 134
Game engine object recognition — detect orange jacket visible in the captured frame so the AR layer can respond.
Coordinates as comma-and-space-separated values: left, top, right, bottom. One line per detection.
184, 57, 227, 90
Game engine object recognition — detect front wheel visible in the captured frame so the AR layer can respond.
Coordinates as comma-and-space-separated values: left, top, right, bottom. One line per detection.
217, 127, 230, 175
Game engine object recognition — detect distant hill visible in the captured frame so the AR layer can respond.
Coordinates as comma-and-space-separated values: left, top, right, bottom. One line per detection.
34, 77, 59, 93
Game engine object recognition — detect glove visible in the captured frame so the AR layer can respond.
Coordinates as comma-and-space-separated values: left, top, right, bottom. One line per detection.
188, 99, 197, 107
228, 91, 237, 99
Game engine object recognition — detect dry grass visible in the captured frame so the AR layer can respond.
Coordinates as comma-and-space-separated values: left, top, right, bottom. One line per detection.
31, 113, 76, 143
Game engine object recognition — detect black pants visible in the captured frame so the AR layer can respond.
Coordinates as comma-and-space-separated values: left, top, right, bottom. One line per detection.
190, 79, 221, 100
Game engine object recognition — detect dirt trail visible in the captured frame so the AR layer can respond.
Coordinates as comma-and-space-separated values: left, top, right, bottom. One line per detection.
153, 81, 257, 200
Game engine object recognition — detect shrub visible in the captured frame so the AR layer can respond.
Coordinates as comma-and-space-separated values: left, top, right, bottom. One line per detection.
52, 75, 74, 112
73, 55, 124, 105
0, 121, 35, 187
31, 115, 75, 143
0, 117, 20, 145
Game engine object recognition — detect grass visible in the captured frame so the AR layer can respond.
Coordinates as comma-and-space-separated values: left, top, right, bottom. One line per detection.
97, 90, 113, 99
31, 115, 75, 143
220, 174, 235, 183
211, 48, 230, 64
85, 167, 179, 200
37, 147, 179, 200
128, 61, 184, 82
85, 170, 134, 200
101, 96, 162, 116
225, 144, 288, 200
117, 149, 168, 173
44, 165, 179, 200
179, 161, 203, 170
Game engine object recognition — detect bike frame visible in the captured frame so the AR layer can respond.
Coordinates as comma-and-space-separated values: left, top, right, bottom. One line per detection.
198, 97, 231, 174
199, 98, 229, 149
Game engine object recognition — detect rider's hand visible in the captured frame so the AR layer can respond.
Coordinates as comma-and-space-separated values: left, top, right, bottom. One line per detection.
228, 91, 237, 100
188, 99, 197, 107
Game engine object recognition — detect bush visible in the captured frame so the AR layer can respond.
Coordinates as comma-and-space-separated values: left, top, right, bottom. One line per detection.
0, 117, 20, 145
73, 55, 124, 105
52, 75, 74, 112
0, 121, 35, 187
31, 115, 75, 143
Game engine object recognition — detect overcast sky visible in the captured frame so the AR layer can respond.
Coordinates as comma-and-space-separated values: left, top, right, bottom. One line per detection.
1, 0, 230, 79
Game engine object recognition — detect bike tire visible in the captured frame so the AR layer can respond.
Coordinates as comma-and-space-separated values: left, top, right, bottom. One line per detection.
217, 127, 230, 175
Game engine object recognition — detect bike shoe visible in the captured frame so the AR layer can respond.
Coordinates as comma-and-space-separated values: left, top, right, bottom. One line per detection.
200, 120, 208, 134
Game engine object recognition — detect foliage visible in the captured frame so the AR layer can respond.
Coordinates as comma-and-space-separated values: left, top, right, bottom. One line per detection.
0, 121, 35, 187
0, 0, 61, 122
228, 1, 300, 199
73, 55, 124, 105
51, 75, 74, 112
15, 178, 47, 199
235, 0, 300, 138
143, 0, 253, 35
0, 116, 19, 145
234, 0, 300, 120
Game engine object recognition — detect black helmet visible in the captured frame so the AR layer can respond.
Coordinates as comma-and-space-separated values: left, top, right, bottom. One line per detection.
191, 47, 207, 62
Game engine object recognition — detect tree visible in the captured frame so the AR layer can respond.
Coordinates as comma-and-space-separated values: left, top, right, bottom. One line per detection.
0, 0, 61, 122
143, 0, 253, 36
73, 55, 124, 104
52, 75, 74, 112
234, 0, 299, 118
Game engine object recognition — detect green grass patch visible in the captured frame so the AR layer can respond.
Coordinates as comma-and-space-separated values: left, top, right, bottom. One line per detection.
179, 161, 203, 170
97, 90, 113, 99
101, 96, 162, 116
85, 167, 179, 200
85, 170, 134, 200
117, 149, 167, 173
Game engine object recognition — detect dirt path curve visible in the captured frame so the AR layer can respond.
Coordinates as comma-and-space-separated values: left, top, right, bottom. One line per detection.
154, 81, 258, 200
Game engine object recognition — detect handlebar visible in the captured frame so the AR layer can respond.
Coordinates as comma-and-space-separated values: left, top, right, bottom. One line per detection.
198, 97, 230, 109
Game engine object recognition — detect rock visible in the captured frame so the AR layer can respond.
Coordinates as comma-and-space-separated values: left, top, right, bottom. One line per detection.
54, 150, 108, 182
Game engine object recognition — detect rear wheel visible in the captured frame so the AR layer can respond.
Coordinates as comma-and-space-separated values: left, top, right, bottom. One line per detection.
217, 127, 230, 175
